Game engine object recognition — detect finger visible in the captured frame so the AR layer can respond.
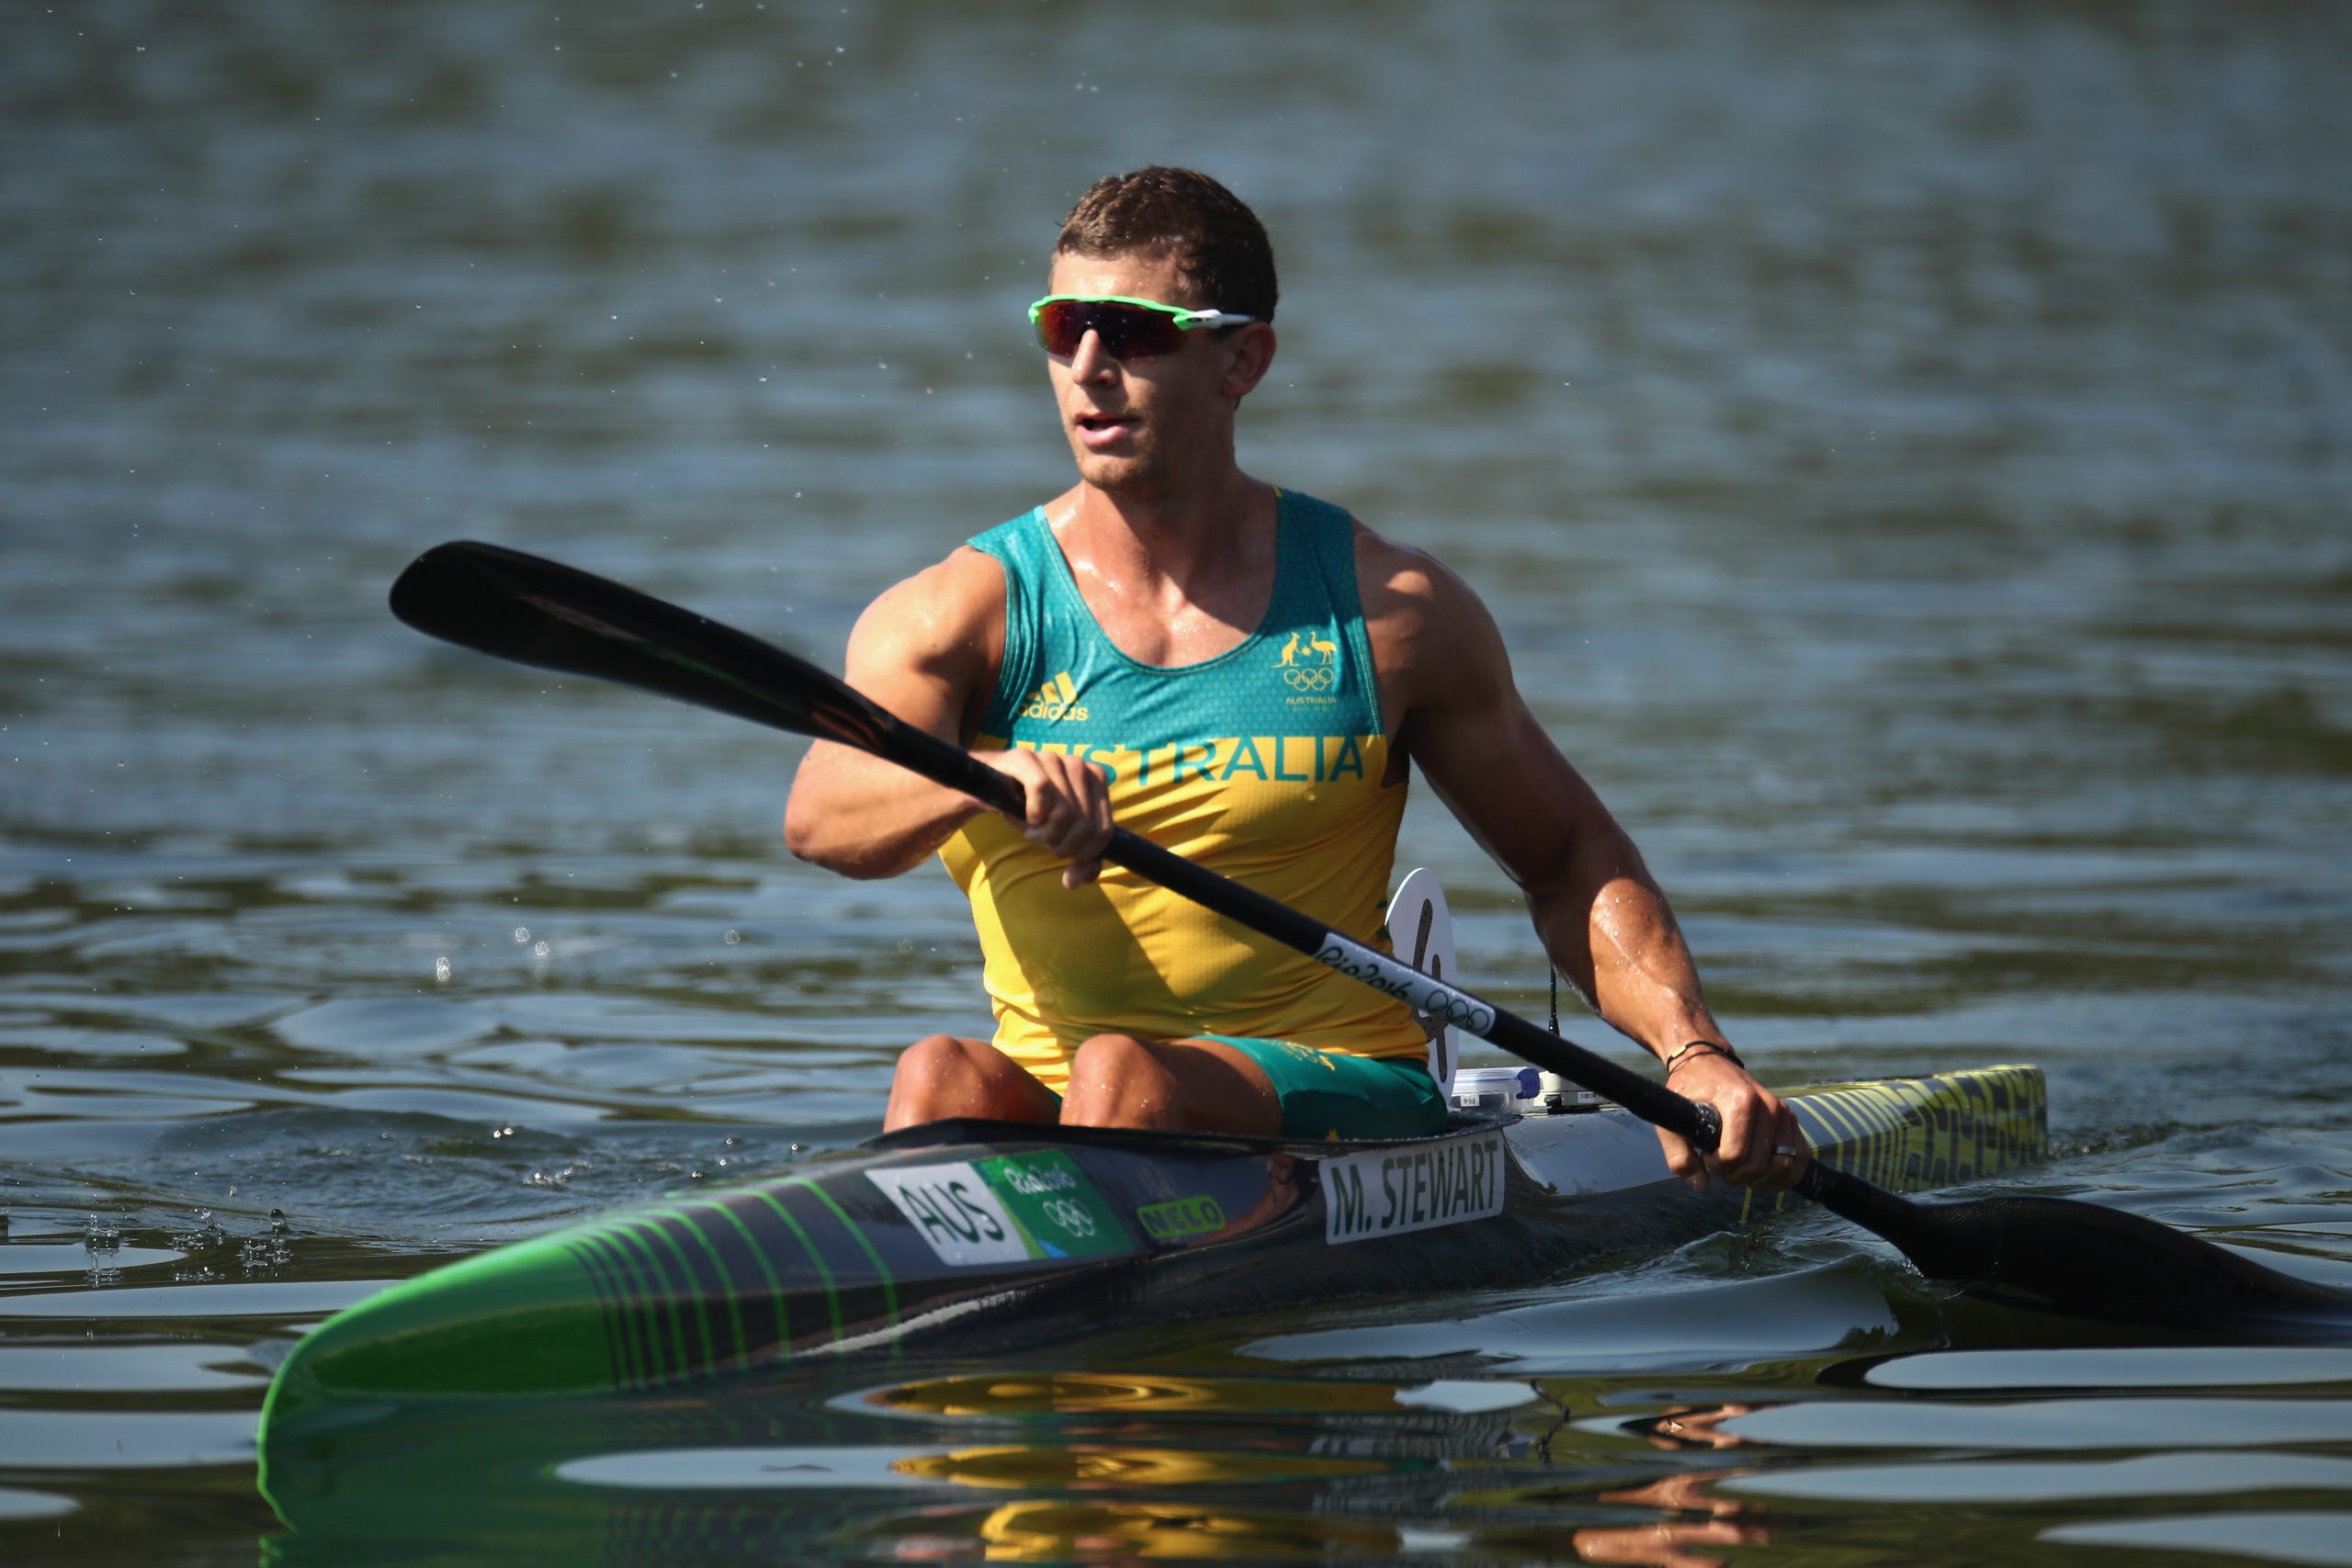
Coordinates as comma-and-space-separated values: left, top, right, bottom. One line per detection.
1031, 804, 1097, 859
1079, 766, 1114, 854
1022, 752, 1071, 829
1757, 1109, 1810, 1193
1023, 754, 1088, 840
1713, 1090, 1764, 1185
1039, 757, 1114, 863
1654, 1125, 1708, 1193
978, 750, 1035, 819
989, 750, 1062, 829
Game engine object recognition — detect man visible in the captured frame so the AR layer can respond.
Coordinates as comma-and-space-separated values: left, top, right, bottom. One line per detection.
785, 167, 1807, 1193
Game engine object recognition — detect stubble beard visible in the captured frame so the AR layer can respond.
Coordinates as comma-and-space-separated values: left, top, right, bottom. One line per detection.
1071, 429, 1175, 503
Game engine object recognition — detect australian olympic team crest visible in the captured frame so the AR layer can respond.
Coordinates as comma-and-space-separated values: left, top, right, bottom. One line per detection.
1274, 628, 1340, 692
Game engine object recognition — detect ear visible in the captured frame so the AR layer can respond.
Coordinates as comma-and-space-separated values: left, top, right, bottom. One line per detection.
1217, 323, 1277, 402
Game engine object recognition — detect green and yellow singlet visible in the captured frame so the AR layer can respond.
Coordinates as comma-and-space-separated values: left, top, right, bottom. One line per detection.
938, 490, 1427, 1091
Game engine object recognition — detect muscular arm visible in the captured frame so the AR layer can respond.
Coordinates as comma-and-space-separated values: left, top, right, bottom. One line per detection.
782, 548, 1004, 879
1363, 529, 1806, 1191
1370, 547, 1714, 1049
784, 547, 1116, 886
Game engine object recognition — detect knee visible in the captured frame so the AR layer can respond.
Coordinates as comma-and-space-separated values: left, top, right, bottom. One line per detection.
894, 1033, 969, 1091
1068, 1032, 1152, 1081
1061, 1034, 1167, 1127
886, 1034, 986, 1133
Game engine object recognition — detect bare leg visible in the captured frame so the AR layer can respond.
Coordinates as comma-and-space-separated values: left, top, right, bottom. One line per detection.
1058, 1034, 1280, 1136
883, 1034, 1060, 1133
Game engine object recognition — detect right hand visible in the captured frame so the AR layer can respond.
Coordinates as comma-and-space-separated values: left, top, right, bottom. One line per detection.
1653, 1049, 1809, 1196
980, 748, 1114, 888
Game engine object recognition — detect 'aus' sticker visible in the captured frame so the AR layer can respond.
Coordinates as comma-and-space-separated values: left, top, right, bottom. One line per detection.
870, 1149, 1131, 1267
867, 1163, 1028, 1265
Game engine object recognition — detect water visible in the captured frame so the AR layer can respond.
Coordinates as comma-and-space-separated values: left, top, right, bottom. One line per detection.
4, 0, 2350, 1561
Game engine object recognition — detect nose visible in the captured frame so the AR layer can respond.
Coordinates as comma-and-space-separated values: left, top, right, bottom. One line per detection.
1069, 329, 1118, 381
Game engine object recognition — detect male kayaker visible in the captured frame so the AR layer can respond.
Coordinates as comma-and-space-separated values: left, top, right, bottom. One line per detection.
786, 166, 1808, 1192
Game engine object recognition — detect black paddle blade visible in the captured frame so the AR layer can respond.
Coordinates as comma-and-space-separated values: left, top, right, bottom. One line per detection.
1808, 1165, 2352, 1334
389, 541, 901, 756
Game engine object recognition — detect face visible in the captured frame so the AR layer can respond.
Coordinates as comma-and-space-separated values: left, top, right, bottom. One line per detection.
1040, 248, 1272, 501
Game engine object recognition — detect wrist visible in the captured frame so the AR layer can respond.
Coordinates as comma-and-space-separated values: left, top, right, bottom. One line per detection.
1662, 1039, 1745, 1075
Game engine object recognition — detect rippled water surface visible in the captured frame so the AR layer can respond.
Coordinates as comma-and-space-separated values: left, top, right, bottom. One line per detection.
5, 2, 2350, 1562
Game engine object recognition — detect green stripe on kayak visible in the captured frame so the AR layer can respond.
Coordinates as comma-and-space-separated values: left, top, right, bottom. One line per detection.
787, 1176, 902, 1354
700, 1199, 795, 1367
649, 1205, 755, 1372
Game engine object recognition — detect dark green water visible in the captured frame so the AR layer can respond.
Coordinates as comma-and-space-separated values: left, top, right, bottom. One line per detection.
4, 2, 2350, 1562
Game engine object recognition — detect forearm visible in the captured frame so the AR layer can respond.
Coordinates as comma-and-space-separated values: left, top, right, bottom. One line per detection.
784, 739, 986, 879
1529, 825, 1722, 1060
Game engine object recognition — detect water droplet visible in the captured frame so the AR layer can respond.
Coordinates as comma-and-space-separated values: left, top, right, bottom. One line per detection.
533, 940, 550, 959
723, 929, 741, 946
434, 956, 452, 982
514, 926, 531, 943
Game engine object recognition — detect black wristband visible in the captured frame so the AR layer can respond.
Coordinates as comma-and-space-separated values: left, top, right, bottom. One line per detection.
1662, 1040, 1745, 1074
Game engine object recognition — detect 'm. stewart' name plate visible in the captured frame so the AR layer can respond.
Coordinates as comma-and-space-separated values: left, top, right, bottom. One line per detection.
1322, 1129, 1507, 1246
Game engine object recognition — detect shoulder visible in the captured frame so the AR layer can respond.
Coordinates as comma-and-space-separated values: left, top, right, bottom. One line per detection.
1354, 517, 1514, 658
1348, 517, 1510, 713
1351, 518, 1449, 619
846, 543, 1007, 678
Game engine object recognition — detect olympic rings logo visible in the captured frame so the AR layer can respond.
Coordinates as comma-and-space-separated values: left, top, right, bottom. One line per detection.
1282, 667, 1337, 692
1041, 1197, 1097, 1237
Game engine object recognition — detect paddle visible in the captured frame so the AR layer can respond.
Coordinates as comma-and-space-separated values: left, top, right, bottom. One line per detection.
389, 539, 2352, 1335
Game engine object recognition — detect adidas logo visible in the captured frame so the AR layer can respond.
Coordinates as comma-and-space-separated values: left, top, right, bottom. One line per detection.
1020, 671, 1089, 723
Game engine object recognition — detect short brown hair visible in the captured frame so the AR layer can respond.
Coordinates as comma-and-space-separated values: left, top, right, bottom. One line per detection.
1055, 166, 1278, 323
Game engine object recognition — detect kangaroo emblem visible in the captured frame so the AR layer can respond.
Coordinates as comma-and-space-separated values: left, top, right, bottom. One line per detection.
1275, 628, 1340, 691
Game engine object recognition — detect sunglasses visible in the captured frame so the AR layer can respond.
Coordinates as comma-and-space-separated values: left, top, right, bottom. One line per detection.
1028, 294, 1259, 361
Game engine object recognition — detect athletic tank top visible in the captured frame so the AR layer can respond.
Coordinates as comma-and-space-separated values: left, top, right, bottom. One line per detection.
937, 489, 1428, 1091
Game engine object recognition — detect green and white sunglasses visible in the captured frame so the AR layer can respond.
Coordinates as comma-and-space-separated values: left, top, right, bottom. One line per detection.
1028, 294, 1259, 361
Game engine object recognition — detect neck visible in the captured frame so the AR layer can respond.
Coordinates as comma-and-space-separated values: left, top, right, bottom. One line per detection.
1064, 467, 1271, 587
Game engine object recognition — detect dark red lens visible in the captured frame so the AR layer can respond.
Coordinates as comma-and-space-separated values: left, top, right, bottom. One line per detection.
1035, 300, 1186, 361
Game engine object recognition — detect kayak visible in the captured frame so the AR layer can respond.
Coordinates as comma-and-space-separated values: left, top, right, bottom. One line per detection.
257, 1062, 2047, 1443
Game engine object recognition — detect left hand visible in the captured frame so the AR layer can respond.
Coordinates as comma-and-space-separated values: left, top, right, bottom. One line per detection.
1655, 1049, 1809, 1194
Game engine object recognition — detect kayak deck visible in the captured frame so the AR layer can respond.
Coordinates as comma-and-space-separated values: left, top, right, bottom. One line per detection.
258, 1064, 2046, 1441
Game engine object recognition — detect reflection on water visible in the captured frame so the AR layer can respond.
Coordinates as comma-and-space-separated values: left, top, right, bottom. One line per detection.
5, 0, 2350, 1561
245, 1328, 2352, 1562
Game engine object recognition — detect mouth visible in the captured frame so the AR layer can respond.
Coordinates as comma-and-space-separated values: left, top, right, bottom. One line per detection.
1073, 411, 1137, 450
